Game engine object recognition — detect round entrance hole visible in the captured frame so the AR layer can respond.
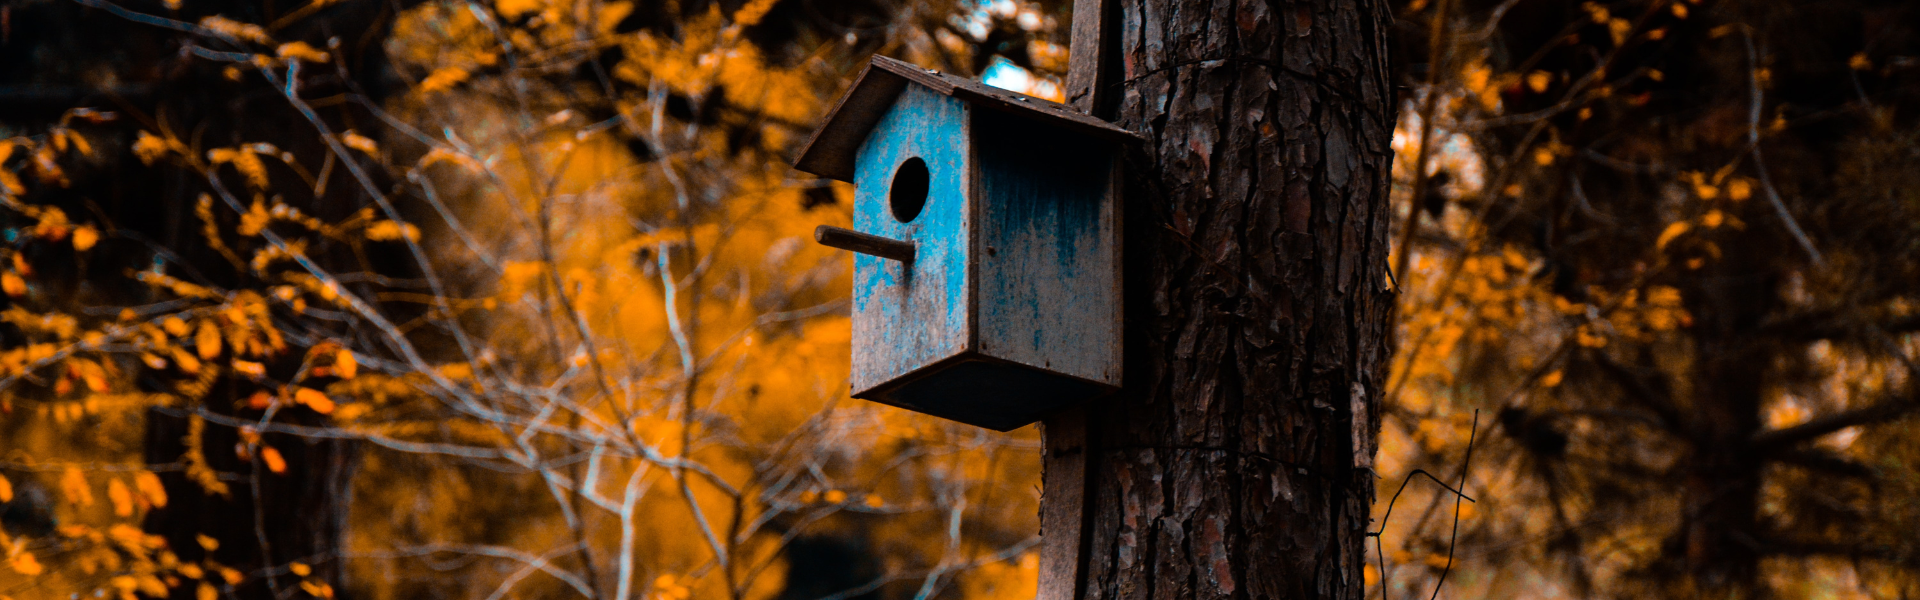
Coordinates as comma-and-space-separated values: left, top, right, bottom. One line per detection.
889, 157, 930, 223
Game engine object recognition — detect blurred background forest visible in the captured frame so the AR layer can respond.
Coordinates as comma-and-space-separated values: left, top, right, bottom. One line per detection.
0, 0, 1914, 599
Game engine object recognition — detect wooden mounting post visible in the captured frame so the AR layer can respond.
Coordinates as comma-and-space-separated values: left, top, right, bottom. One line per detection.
1040, 2, 1116, 599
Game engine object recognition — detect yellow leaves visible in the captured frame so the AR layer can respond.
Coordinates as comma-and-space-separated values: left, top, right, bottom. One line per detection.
823, 490, 847, 503
108, 478, 134, 517
499, 260, 547, 298
289, 562, 311, 577
199, 16, 271, 44
1671, 2, 1688, 18
135, 472, 167, 509
184, 417, 231, 497
494, 0, 541, 19
196, 583, 219, 600
61, 466, 93, 507
0, 162, 23, 197
1655, 222, 1690, 250
334, 349, 357, 379
1533, 141, 1567, 167
1540, 370, 1564, 388
0, 474, 11, 503
9, 551, 43, 576
293, 387, 335, 414
653, 575, 693, 600
1849, 53, 1872, 71
232, 360, 266, 379
51, 128, 92, 157
276, 41, 329, 63
1727, 177, 1753, 201
364, 220, 421, 242
418, 67, 470, 93
72, 226, 99, 251
179, 564, 205, 580
1459, 63, 1512, 110
340, 130, 378, 154
1575, 324, 1609, 348
596, 2, 635, 35
163, 316, 190, 337
260, 446, 288, 474
2, 272, 24, 298
1581, 2, 1609, 23
1701, 210, 1726, 229
208, 147, 269, 190
196, 319, 223, 360
730, 0, 778, 27
1526, 70, 1552, 93
1608, 18, 1632, 46
196, 534, 220, 551
299, 580, 334, 599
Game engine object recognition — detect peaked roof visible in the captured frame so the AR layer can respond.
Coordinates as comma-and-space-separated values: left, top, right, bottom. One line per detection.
792, 55, 1139, 182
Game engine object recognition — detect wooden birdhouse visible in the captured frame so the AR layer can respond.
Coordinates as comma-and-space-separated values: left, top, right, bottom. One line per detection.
793, 55, 1136, 431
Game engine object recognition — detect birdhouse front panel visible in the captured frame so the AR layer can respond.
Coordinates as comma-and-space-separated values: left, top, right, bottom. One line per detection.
973, 110, 1120, 386
794, 55, 1141, 431
848, 84, 973, 395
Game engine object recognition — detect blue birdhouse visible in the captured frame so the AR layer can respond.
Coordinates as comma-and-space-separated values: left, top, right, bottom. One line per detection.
794, 55, 1135, 431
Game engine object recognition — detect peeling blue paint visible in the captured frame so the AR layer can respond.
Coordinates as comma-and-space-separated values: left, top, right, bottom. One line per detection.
850, 86, 973, 393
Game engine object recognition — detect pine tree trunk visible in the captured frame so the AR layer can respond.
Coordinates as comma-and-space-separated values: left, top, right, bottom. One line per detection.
1059, 0, 1398, 598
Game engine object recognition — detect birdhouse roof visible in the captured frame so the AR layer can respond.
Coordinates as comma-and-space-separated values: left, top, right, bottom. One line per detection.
793, 55, 1139, 182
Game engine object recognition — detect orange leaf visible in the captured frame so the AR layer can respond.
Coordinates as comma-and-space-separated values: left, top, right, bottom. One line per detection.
1655, 222, 1690, 250
135, 471, 167, 509
0, 473, 12, 503
108, 478, 134, 517
260, 446, 287, 474
334, 350, 357, 379
2, 272, 24, 297
60, 466, 93, 507
247, 390, 274, 410
10, 551, 43, 576
72, 226, 99, 251
294, 387, 335, 414
195, 319, 222, 360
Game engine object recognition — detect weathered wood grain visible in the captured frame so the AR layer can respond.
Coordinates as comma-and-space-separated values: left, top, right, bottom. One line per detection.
974, 109, 1120, 386
847, 85, 973, 396
1043, 3, 1119, 598
813, 225, 915, 263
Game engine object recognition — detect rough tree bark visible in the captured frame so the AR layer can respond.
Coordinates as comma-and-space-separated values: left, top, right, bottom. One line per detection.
1046, 0, 1398, 598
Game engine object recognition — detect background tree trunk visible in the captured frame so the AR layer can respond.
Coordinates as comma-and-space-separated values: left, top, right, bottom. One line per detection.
1063, 0, 1398, 598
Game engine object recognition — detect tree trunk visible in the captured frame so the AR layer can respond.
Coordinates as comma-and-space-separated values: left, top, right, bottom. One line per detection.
1054, 0, 1398, 598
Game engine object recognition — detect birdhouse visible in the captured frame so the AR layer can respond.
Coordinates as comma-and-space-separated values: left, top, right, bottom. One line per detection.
794, 55, 1136, 431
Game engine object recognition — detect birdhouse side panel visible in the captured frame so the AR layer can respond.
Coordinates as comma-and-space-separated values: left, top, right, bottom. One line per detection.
974, 111, 1121, 387
849, 86, 974, 395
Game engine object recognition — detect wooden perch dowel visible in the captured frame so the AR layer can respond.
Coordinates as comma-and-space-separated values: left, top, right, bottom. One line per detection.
814, 225, 915, 263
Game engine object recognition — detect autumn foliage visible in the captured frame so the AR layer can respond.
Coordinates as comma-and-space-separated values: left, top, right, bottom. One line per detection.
1, 0, 1917, 599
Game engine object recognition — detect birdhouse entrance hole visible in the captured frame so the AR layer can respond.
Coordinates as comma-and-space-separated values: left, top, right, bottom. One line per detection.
889, 157, 929, 223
